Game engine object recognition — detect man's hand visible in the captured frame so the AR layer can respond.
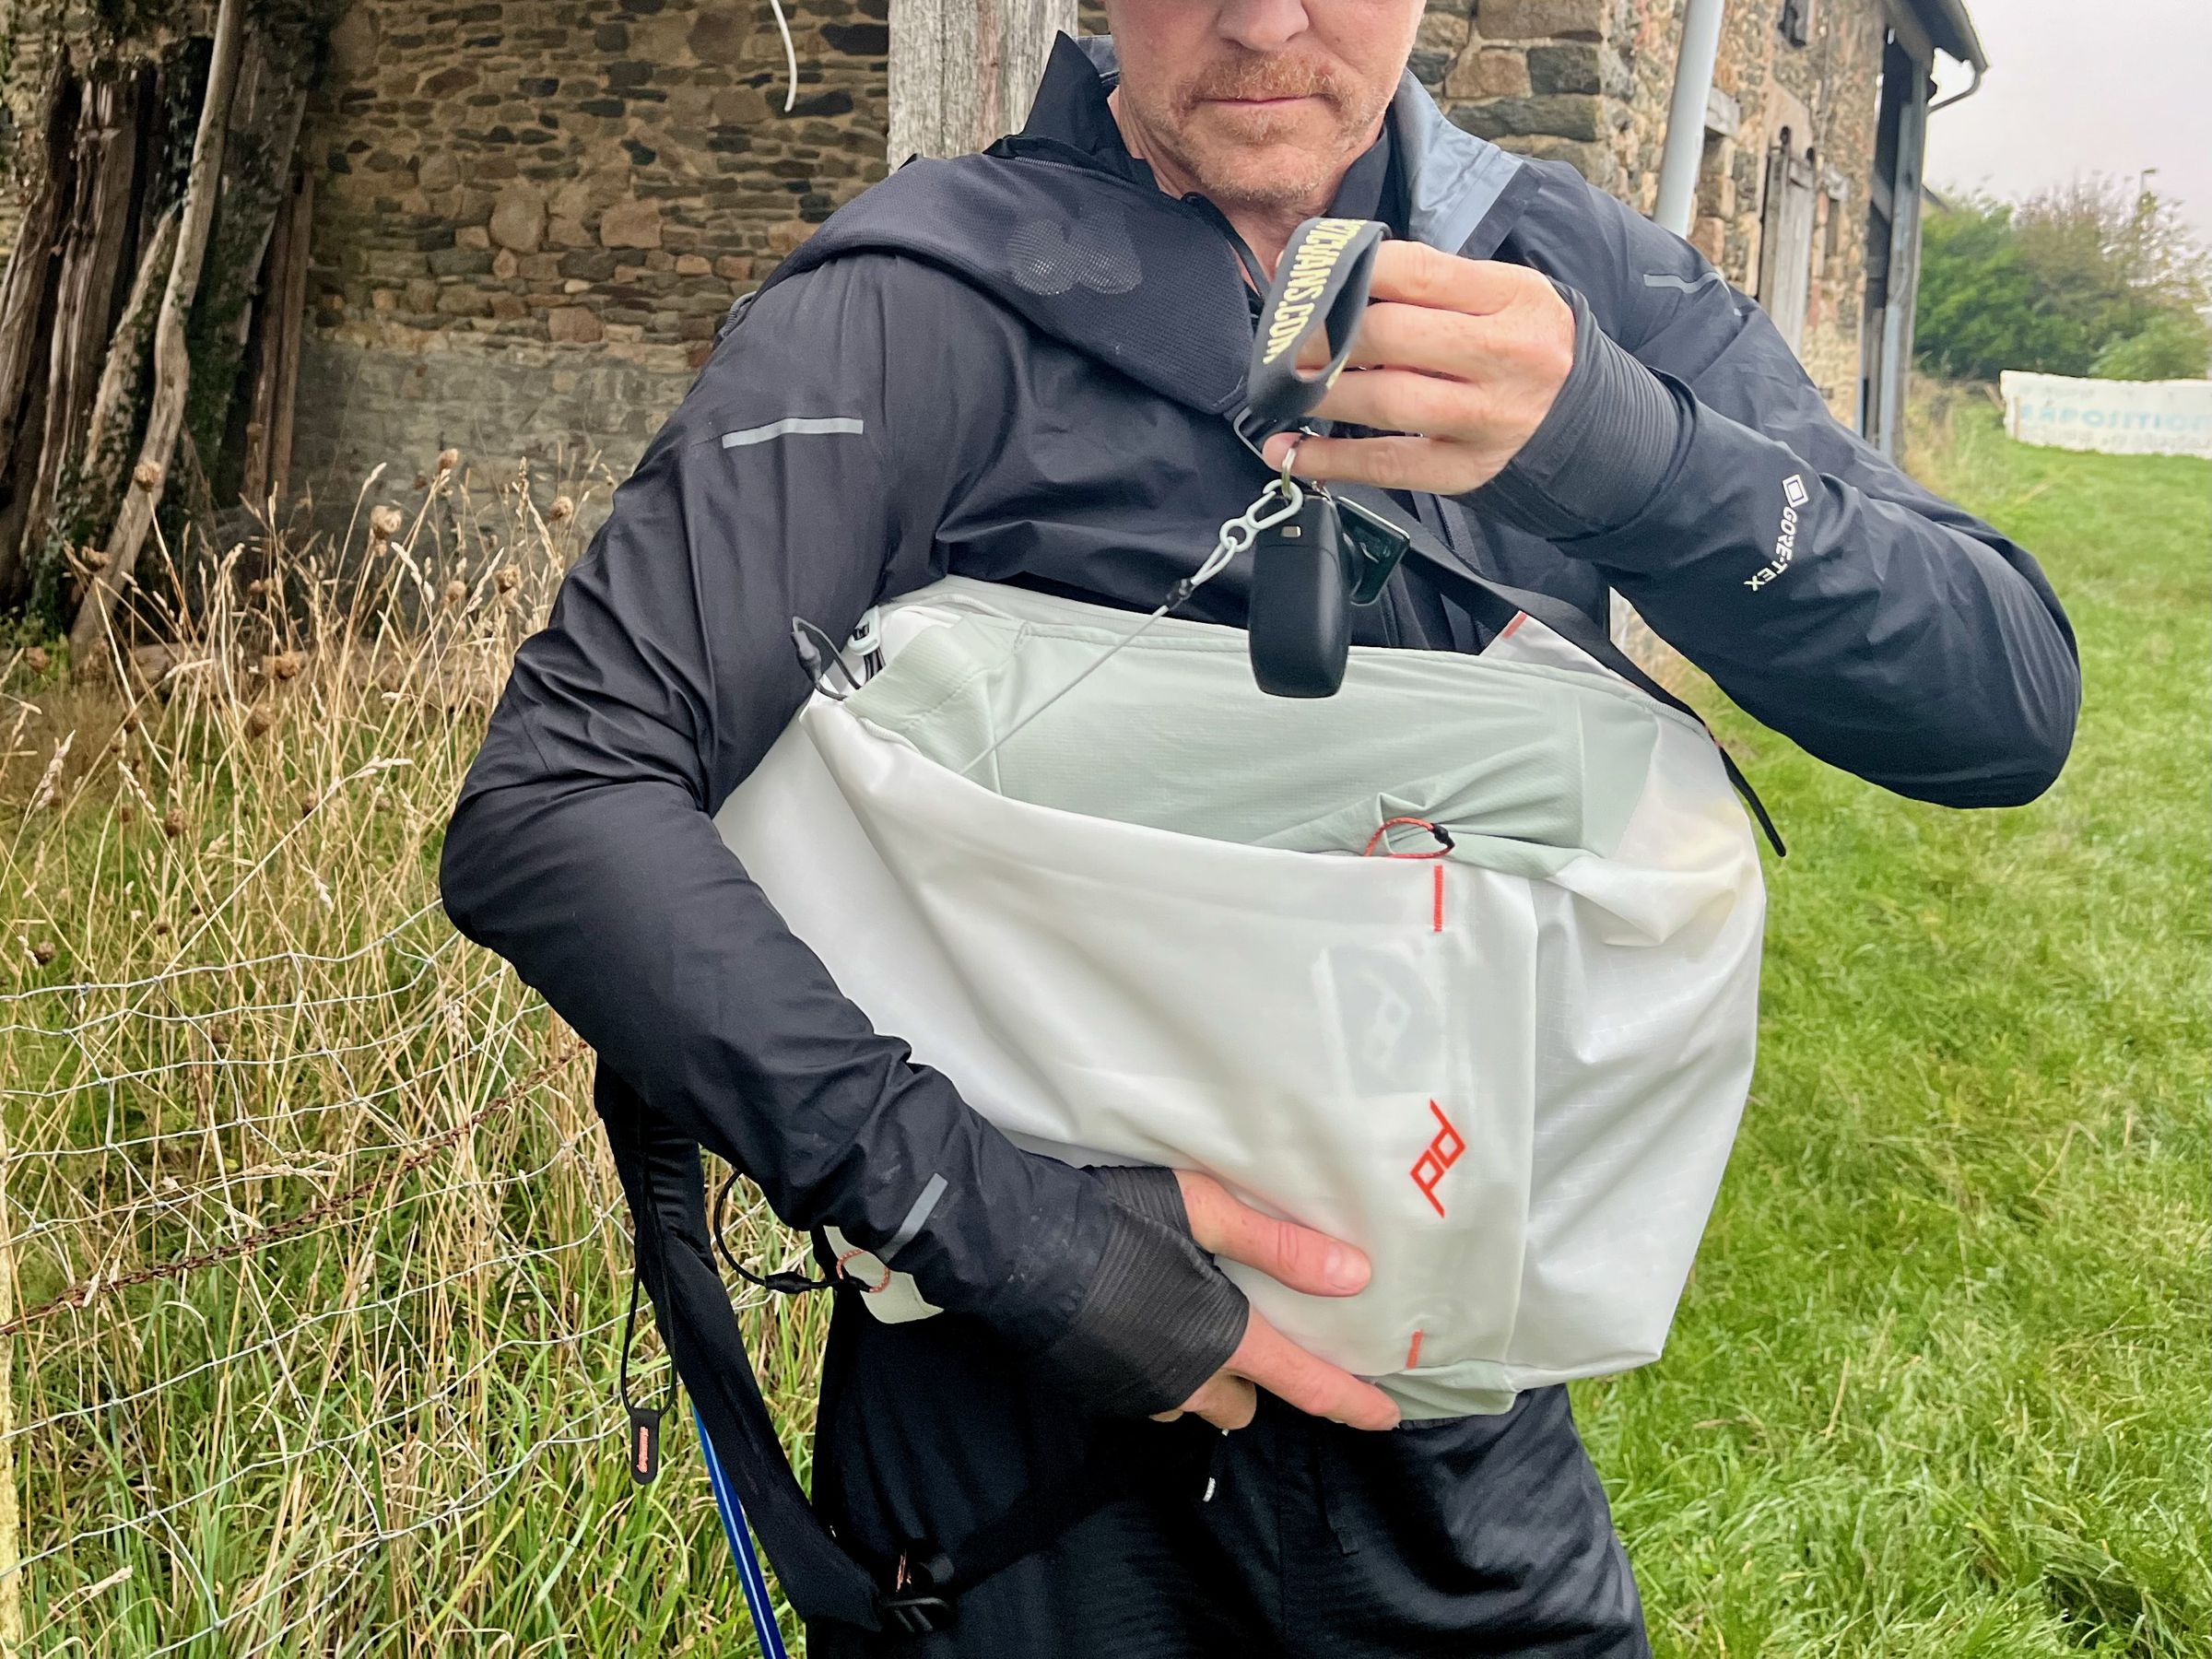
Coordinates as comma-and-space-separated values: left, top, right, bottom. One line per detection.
1154, 1171, 1401, 1434
1259, 241, 1576, 496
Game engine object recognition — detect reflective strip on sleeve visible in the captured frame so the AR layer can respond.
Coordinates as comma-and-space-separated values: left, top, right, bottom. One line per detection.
881, 1172, 948, 1262
720, 417, 867, 449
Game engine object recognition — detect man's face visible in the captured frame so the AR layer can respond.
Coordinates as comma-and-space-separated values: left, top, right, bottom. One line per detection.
1104, 0, 1425, 212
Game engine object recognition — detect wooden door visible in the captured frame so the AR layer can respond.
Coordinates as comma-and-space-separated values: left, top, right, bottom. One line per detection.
1759, 139, 1819, 354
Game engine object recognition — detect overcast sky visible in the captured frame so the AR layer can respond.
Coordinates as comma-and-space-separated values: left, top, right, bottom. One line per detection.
1924, 0, 2212, 243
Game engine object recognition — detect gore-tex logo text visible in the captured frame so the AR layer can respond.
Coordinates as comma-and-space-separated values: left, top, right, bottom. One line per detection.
1746, 473, 1811, 592
1410, 1100, 1465, 1218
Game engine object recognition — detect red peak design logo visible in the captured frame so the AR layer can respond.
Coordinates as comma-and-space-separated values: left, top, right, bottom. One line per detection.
1410, 1100, 1465, 1218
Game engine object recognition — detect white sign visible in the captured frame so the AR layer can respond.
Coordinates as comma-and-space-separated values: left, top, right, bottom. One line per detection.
2001, 371, 2212, 458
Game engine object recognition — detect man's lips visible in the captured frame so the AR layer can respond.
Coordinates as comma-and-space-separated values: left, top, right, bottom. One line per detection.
1205, 93, 1325, 111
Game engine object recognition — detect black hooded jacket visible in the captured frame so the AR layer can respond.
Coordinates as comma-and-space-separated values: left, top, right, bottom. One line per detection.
439, 35, 2077, 1630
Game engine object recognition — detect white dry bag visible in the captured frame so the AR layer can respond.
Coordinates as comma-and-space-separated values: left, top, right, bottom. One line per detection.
715, 575, 1764, 1418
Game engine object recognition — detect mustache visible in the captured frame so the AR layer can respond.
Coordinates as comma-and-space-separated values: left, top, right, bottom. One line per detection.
1182, 54, 1347, 109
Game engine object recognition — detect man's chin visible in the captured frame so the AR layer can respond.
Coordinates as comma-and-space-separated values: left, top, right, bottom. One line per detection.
1179, 139, 1347, 215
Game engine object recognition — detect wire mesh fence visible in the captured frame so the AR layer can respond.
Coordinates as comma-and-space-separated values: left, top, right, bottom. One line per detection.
1, 465, 818, 1655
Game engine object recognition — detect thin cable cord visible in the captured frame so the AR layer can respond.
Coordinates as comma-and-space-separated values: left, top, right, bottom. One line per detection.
955, 481, 1303, 779
768, 0, 799, 112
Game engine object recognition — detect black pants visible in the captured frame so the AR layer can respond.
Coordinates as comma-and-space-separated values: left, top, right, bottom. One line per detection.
808, 1299, 1650, 1657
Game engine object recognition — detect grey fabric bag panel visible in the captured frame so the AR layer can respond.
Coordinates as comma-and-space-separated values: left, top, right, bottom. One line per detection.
847, 579, 1675, 880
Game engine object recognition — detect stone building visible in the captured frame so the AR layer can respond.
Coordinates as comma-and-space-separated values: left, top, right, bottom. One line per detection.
290, 0, 894, 513
1350, 0, 1981, 451
20, 0, 1977, 519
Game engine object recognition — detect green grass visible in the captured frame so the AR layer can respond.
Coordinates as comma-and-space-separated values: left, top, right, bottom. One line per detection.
6, 402, 2205, 1655
1581, 396, 2211, 1656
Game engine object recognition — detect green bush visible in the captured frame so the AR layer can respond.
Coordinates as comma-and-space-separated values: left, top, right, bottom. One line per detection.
2091, 309, 2212, 381
1917, 178, 2209, 382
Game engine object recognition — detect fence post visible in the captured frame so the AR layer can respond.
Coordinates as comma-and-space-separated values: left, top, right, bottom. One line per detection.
0, 1110, 23, 1656
888, 0, 1076, 165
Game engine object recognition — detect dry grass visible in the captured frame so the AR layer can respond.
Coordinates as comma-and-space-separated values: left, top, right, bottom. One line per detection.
2, 403, 2203, 1656
2, 462, 815, 1656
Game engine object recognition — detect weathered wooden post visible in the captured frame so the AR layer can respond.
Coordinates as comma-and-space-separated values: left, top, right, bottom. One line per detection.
66, 0, 246, 665
888, 0, 1077, 164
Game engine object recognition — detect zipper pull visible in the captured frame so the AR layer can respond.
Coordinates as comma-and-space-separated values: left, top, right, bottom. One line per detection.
617, 1263, 677, 1486
628, 1403, 665, 1485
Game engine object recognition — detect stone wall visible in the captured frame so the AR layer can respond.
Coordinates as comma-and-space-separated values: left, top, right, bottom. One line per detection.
294, 0, 889, 523
1418, 0, 1880, 419
1417, 0, 1635, 194
291, 0, 1888, 522
1618, 0, 1882, 413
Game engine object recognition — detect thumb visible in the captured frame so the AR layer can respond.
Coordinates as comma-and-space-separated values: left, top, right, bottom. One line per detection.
1175, 1171, 1371, 1297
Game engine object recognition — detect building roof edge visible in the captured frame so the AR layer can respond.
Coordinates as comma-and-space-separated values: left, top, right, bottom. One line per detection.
1901, 0, 1989, 73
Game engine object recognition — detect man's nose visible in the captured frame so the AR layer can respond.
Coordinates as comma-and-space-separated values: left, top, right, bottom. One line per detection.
1218, 0, 1313, 53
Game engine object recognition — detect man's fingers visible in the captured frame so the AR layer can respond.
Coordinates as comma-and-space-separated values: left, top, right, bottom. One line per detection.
1260, 430, 1482, 496
1363, 241, 1533, 316
1233, 1314, 1401, 1431
1175, 1171, 1370, 1296
1293, 324, 1336, 373
1290, 299, 1497, 385
1306, 367, 1492, 443
1340, 300, 1492, 382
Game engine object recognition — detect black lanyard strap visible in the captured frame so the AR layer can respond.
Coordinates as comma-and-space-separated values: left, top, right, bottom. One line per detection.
1234, 216, 1391, 447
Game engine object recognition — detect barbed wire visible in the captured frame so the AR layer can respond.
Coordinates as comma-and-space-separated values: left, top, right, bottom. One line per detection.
0, 931, 455, 1036
9, 1199, 618, 1446
119, 1392, 622, 1659
2, 1300, 644, 1586
0, 901, 447, 1006
3, 969, 512, 1099
0, 1047, 583, 1341
4, 1001, 538, 1164
0, 456, 726, 1654
1, 1090, 593, 1267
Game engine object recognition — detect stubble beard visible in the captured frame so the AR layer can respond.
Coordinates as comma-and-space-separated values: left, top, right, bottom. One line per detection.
1125, 53, 1391, 218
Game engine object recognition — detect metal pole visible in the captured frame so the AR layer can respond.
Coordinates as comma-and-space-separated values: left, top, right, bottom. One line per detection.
1653, 0, 1729, 236
696, 1405, 790, 1659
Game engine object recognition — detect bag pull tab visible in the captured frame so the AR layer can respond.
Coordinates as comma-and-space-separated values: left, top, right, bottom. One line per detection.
790, 617, 866, 701
617, 1265, 677, 1486
847, 606, 886, 677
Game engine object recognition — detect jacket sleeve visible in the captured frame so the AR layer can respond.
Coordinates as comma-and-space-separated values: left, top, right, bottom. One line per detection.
438, 255, 1121, 1356
1515, 171, 2080, 808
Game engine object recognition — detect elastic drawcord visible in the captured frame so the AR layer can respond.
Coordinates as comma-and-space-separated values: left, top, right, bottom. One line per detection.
1312, 1429, 1359, 1558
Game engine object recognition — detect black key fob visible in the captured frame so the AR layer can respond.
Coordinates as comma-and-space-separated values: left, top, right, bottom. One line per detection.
1337, 497, 1414, 606
1247, 490, 1352, 699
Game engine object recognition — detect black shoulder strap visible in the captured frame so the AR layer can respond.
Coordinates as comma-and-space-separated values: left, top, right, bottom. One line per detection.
608, 1082, 1239, 1637
1337, 484, 1785, 857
